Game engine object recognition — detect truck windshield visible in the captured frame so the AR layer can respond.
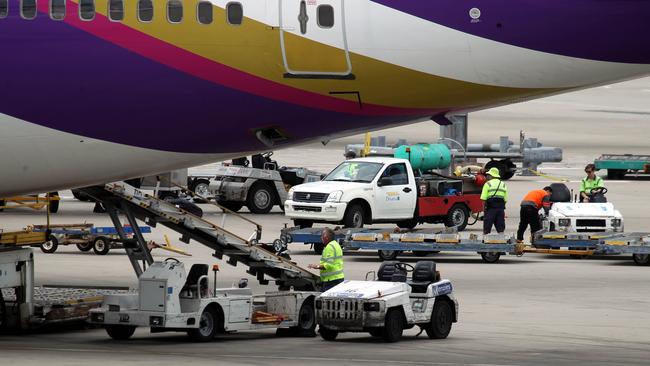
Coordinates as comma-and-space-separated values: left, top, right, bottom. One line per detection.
324, 162, 383, 183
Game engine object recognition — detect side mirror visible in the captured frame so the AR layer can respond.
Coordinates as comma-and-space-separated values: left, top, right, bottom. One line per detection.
378, 177, 392, 187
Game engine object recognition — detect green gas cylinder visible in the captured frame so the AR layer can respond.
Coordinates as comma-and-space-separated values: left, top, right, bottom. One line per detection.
394, 144, 452, 171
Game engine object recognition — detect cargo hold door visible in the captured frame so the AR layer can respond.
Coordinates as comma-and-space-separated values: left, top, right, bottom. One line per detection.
280, 0, 353, 79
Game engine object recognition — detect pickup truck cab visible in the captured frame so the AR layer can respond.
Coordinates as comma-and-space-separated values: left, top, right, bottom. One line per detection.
284, 158, 482, 229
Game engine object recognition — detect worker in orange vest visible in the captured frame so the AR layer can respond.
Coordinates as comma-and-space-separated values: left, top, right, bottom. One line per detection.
517, 186, 553, 243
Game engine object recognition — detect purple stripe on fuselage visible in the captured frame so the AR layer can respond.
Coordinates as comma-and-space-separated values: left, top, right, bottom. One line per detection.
0, 6, 424, 153
372, 0, 650, 64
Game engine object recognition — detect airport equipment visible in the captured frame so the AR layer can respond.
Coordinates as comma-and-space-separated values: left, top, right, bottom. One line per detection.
280, 227, 517, 262
284, 157, 484, 233
0, 193, 60, 213
0, 247, 131, 330
594, 154, 650, 179
316, 260, 458, 342
31, 223, 152, 255
198, 152, 323, 213
345, 129, 563, 180
88, 259, 318, 341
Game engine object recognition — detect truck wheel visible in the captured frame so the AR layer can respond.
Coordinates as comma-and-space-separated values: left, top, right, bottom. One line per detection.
480, 252, 501, 263
40, 235, 59, 254
48, 192, 60, 213
246, 183, 275, 214
632, 254, 650, 266
93, 236, 110, 255
426, 300, 453, 339
397, 219, 418, 230
293, 219, 313, 228
445, 204, 469, 231
190, 179, 211, 203
188, 308, 219, 342
607, 169, 626, 180
105, 325, 136, 340
319, 326, 339, 341
343, 204, 365, 228
382, 309, 404, 342
313, 242, 325, 255
76, 242, 93, 252
218, 201, 244, 213
378, 250, 399, 261
292, 298, 316, 337
368, 328, 383, 337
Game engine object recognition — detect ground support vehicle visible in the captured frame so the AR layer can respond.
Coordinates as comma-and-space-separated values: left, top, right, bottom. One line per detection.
0, 193, 60, 213
32, 224, 152, 255
316, 260, 458, 342
597, 233, 650, 266
594, 154, 650, 179
205, 160, 323, 214
0, 247, 131, 330
89, 259, 319, 341
285, 157, 483, 230
280, 227, 517, 262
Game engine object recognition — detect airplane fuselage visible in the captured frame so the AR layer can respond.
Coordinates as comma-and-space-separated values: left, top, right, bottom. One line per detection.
2, 0, 650, 196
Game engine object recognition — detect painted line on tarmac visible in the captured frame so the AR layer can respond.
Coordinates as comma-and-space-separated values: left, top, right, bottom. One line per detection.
0, 346, 509, 366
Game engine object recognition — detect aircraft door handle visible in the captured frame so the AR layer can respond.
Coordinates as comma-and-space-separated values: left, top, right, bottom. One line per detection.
403, 187, 412, 193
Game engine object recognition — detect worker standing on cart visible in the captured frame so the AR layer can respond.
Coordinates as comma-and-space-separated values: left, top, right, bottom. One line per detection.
516, 186, 553, 243
481, 167, 508, 234
308, 228, 345, 291
580, 164, 604, 202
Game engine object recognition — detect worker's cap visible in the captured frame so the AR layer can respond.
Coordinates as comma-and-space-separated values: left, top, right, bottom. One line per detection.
486, 167, 501, 178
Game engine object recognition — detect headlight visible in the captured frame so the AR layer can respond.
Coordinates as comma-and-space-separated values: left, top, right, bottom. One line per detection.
91, 313, 104, 323
611, 218, 622, 227
327, 191, 343, 203
558, 218, 571, 227
287, 188, 295, 201
150, 316, 164, 326
363, 302, 380, 312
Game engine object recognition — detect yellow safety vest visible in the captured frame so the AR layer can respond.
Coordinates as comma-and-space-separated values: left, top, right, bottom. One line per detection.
580, 176, 604, 194
319, 240, 344, 282
480, 179, 508, 202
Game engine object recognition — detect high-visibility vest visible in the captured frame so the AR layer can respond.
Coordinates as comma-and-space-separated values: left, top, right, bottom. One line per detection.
580, 176, 604, 194
319, 240, 344, 282
521, 189, 551, 209
480, 179, 508, 202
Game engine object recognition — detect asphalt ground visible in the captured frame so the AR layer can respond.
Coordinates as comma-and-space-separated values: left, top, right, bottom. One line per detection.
1, 78, 650, 365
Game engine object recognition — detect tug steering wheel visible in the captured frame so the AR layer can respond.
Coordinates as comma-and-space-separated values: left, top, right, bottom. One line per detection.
395, 262, 414, 273
590, 187, 608, 195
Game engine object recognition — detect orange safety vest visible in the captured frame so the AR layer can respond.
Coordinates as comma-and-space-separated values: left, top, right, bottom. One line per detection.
521, 190, 551, 209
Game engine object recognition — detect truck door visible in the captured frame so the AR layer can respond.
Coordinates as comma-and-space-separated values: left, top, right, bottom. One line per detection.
374, 163, 417, 219
279, 0, 352, 78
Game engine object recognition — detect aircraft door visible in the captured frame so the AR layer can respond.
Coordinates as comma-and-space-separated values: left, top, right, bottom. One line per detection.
279, 0, 353, 78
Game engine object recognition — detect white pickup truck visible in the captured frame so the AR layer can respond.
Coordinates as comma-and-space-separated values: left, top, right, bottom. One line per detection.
284, 157, 483, 229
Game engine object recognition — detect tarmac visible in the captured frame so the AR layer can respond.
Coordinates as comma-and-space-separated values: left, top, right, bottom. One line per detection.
1, 78, 650, 365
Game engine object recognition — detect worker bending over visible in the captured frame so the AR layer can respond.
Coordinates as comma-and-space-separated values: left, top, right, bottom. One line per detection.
308, 228, 345, 292
517, 186, 553, 243
580, 164, 604, 202
481, 167, 508, 234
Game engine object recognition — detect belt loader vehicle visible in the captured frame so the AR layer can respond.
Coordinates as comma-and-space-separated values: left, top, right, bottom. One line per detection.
316, 260, 458, 342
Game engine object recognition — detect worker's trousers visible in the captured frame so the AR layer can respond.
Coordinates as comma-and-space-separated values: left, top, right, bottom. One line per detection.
517, 205, 541, 241
321, 278, 344, 292
483, 198, 506, 234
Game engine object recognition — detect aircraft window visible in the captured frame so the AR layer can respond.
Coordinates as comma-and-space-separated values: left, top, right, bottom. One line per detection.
197, 1, 212, 24
317, 5, 334, 28
0, 0, 8, 19
108, 0, 124, 22
21, 0, 37, 20
167, 0, 182, 23
79, 0, 95, 21
50, 0, 66, 20
226, 2, 242, 25
138, 0, 153, 22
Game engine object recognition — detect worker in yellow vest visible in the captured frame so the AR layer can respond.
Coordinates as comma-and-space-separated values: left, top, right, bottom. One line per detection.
480, 167, 508, 234
308, 228, 345, 291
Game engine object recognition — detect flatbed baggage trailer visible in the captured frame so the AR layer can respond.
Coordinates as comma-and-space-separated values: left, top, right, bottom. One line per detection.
280, 227, 519, 263
597, 233, 650, 266
31, 223, 152, 255
594, 154, 650, 179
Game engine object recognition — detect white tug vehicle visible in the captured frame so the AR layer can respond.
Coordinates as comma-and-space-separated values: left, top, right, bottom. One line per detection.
315, 261, 458, 342
544, 184, 624, 233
